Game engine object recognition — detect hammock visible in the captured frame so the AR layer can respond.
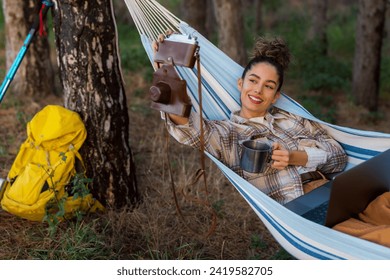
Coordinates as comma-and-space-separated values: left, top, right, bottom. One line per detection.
125, 0, 390, 259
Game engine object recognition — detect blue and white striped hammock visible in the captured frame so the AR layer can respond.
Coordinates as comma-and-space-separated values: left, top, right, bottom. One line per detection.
125, 0, 390, 259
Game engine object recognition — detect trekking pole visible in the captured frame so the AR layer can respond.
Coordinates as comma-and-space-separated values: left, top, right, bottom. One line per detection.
0, 0, 54, 104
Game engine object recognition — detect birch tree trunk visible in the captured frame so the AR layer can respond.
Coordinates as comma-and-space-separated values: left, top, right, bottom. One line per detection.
2, 0, 55, 99
352, 0, 387, 111
51, 0, 138, 208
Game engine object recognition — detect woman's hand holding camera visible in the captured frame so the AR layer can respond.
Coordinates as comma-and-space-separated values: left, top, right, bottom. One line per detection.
150, 30, 191, 125
152, 30, 175, 54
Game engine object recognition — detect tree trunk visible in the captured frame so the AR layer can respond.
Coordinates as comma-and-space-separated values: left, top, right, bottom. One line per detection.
205, 0, 217, 40
212, 0, 247, 65
52, 0, 138, 208
254, 0, 263, 34
385, 2, 390, 46
2, 0, 55, 99
352, 0, 387, 112
308, 0, 328, 55
180, 0, 208, 38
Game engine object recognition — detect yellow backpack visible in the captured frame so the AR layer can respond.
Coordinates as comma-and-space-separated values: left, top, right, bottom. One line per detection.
0, 105, 104, 222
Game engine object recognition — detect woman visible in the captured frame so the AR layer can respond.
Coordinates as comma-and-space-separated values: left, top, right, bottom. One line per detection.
153, 36, 348, 205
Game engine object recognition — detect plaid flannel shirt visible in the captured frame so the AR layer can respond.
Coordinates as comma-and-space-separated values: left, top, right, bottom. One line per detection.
166, 107, 348, 204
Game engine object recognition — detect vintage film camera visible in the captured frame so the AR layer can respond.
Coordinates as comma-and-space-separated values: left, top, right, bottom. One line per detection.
150, 33, 199, 118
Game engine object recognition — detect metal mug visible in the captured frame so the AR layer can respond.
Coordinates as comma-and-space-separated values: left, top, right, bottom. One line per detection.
240, 140, 272, 173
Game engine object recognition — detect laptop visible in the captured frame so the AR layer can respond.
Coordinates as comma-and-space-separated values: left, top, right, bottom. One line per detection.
284, 149, 390, 227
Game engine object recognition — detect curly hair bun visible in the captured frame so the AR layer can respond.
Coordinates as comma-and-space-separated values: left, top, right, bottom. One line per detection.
251, 37, 291, 70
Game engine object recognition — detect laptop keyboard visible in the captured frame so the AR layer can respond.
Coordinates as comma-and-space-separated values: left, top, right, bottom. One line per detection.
302, 201, 329, 224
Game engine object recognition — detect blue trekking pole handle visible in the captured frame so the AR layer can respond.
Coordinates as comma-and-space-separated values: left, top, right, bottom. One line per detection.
0, 0, 54, 104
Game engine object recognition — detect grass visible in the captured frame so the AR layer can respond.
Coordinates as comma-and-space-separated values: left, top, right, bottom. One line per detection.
26, 220, 113, 260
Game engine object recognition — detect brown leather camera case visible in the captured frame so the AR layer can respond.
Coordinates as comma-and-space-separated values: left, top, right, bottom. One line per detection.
154, 40, 198, 68
150, 64, 192, 117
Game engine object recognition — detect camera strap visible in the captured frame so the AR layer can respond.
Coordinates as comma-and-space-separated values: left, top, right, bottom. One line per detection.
163, 54, 217, 238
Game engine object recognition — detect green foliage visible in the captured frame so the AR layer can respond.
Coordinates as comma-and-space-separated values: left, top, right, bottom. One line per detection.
0, 56, 4, 78
0, 144, 6, 156
263, 0, 283, 12
0, 95, 23, 109
250, 234, 267, 250
246, 2, 357, 97
295, 40, 351, 92
380, 56, 390, 97
120, 43, 150, 72
297, 94, 337, 124
16, 111, 31, 127
269, 9, 310, 55
129, 103, 153, 117
43, 154, 94, 236
59, 152, 67, 162
271, 248, 295, 260
70, 172, 93, 200
360, 110, 386, 126
117, 24, 150, 72
157, 0, 181, 15
327, 16, 356, 61
28, 220, 112, 260
249, 234, 294, 260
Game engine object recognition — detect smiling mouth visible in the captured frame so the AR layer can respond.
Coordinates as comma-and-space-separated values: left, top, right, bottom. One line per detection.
248, 94, 263, 104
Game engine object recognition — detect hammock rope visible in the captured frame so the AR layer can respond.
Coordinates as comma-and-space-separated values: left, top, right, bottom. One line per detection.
124, 0, 390, 259
125, 0, 181, 39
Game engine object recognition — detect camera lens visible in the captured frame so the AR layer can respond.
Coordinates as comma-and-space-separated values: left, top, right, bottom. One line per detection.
150, 82, 171, 104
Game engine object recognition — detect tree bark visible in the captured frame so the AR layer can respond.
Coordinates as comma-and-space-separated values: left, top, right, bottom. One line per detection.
212, 0, 247, 65
352, 0, 387, 111
205, 0, 217, 40
52, 0, 138, 208
180, 0, 208, 38
254, 0, 263, 34
308, 0, 328, 55
2, 0, 55, 99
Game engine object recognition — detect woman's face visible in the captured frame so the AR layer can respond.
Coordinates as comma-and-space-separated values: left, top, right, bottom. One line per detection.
238, 62, 280, 119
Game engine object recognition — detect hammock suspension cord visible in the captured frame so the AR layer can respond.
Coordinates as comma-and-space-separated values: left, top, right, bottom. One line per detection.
124, 0, 181, 41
